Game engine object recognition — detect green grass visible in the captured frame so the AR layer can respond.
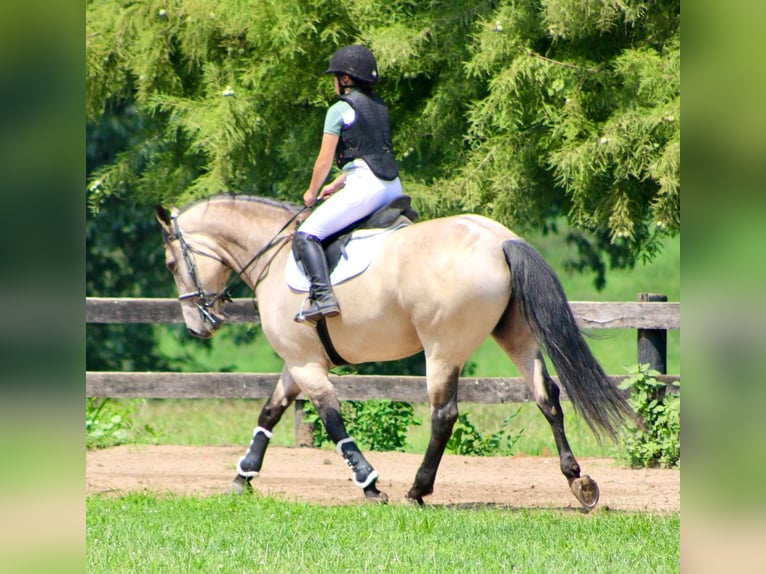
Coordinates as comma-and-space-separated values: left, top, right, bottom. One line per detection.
156, 325, 285, 373
87, 493, 679, 573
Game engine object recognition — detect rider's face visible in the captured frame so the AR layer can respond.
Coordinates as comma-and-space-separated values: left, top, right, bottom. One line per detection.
333, 74, 353, 95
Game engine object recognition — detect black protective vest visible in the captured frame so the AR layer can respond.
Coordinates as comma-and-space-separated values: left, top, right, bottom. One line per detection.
335, 90, 399, 181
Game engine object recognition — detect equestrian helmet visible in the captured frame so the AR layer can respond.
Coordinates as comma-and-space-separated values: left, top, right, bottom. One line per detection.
325, 45, 379, 83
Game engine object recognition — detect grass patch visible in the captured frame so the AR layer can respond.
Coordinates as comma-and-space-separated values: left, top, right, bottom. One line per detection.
123, 398, 297, 448
87, 494, 679, 573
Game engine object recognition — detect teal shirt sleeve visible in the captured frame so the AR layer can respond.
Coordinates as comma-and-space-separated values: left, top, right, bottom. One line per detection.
323, 101, 354, 135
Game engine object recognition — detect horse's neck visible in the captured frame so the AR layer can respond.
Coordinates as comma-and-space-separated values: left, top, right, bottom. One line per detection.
187, 199, 294, 281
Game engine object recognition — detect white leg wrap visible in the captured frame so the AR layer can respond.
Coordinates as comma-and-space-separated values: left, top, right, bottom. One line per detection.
336, 437, 356, 456
237, 426, 274, 477
237, 456, 259, 478
336, 438, 379, 489
355, 469, 379, 489
253, 426, 274, 439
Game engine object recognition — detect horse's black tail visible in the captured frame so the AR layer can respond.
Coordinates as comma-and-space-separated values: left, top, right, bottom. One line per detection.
502, 239, 635, 440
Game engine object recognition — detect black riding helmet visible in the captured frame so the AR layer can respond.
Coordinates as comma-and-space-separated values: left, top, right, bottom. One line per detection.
325, 45, 378, 84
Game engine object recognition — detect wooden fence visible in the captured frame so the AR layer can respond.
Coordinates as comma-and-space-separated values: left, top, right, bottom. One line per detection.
86, 295, 680, 404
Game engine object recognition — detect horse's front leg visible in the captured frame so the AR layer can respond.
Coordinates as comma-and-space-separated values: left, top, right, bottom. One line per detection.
406, 363, 460, 505
230, 365, 301, 494
291, 364, 388, 503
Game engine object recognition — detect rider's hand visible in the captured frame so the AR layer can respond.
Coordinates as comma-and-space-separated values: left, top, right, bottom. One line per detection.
318, 175, 345, 201
318, 185, 338, 201
303, 189, 318, 207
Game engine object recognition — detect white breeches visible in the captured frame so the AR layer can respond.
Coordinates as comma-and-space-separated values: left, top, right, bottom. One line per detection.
298, 162, 403, 240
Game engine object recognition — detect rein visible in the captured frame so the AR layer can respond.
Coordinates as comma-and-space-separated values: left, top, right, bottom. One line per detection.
166, 205, 309, 328
220, 206, 308, 298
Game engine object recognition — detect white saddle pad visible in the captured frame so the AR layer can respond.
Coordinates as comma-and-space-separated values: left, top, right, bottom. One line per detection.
285, 227, 402, 293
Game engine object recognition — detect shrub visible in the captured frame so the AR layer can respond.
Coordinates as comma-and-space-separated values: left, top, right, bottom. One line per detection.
86, 398, 154, 449
446, 409, 524, 456
619, 364, 680, 468
305, 400, 421, 452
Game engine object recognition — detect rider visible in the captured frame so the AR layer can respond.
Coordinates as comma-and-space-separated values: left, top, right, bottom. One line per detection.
293, 44, 404, 324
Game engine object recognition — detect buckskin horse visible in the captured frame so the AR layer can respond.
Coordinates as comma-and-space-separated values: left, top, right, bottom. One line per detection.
155, 194, 635, 509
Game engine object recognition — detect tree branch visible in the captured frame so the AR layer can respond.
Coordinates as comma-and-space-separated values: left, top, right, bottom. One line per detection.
527, 50, 599, 74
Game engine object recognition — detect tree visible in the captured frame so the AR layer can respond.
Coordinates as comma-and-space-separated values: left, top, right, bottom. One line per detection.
86, 0, 679, 280
449, 0, 680, 276
86, 103, 174, 370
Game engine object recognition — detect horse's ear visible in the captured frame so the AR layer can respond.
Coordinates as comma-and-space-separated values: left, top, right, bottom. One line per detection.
155, 205, 173, 229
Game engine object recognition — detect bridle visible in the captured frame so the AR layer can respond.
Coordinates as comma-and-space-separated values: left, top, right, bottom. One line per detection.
164, 206, 309, 329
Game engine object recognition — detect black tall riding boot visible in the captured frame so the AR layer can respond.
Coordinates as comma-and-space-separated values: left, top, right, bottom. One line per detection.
293, 232, 340, 324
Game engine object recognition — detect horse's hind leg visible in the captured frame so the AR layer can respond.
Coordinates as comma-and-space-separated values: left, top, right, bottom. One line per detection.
230, 365, 301, 494
493, 320, 599, 510
531, 355, 600, 509
406, 360, 460, 505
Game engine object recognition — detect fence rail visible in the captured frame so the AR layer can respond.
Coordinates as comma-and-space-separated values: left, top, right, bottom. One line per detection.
86, 297, 680, 402
86, 371, 679, 403
86, 297, 681, 330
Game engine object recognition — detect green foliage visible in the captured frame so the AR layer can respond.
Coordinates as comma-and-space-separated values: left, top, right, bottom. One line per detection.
86, 398, 154, 449
86, 110, 175, 371
333, 353, 427, 377
446, 409, 524, 456
84, 2, 682, 404
619, 364, 680, 468
86, 0, 680, 274
305, 400, 421, 452
455, 0, 680, 270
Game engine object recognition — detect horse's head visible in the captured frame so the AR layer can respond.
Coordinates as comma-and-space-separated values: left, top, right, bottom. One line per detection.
156, 205, 231, 339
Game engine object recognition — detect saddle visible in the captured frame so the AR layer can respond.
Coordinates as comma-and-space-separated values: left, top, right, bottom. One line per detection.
289, 196, 418, 366
304, 195, 418, 273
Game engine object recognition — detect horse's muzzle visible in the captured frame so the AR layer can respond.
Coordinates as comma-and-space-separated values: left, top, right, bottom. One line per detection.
185, 305, 226, 339
187, 326, 213, 339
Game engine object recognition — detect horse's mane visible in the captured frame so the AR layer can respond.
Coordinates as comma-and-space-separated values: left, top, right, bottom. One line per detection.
178, 193, 302, 215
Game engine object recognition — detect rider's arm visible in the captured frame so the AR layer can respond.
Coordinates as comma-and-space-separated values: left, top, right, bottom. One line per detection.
303, 132, 340, 207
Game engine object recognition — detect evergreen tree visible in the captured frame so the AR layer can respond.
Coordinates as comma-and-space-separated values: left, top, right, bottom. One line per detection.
87, 0, 679, 275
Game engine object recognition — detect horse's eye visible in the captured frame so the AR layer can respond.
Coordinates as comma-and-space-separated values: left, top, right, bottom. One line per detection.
167, 260, 177, 273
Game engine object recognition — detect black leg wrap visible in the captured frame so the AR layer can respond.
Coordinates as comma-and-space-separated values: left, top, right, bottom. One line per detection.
337, 438, 378, 488
237, 426, 273, 477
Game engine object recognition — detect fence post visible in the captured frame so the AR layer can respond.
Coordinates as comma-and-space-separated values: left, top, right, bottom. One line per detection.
637, 292, 668, 399
294, 399, 315, 447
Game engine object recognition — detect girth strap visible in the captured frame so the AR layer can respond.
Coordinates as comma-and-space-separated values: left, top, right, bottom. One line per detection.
316, 318, 350, 366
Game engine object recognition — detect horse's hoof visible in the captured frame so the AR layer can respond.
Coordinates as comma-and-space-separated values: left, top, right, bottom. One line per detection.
405, 488, 426, 506
570, 475, 600, 510
363, 484, 389, 504
229, 475, 253, 495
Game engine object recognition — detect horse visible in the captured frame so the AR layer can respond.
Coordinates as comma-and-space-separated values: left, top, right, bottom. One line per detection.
155, 193, 635, 509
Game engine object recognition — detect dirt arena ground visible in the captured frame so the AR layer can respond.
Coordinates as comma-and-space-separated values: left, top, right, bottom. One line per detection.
87, 445, 679, 512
